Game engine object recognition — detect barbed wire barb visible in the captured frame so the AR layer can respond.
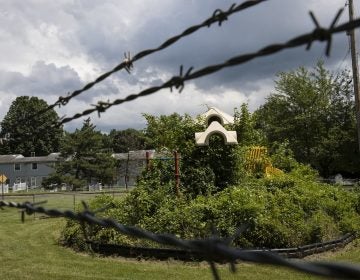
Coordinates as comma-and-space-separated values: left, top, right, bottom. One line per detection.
307, 8, 344, 56
211, 3, 237, 27
169, 65, 194, 93
123, 51, 134, 74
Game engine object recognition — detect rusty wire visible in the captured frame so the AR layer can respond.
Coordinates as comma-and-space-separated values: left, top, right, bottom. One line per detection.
55, 9, 358, 126
1, 199, 360, 280
36, 0, 268, 117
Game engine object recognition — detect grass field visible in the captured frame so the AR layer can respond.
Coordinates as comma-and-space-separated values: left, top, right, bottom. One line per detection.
1, 194, 360, 280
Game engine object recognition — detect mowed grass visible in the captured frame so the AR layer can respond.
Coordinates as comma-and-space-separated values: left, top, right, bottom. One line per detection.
1, 195, 360, 280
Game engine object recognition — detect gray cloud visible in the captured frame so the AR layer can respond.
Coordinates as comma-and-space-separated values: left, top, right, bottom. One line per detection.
0, 61, 82, 97
30, 62, 82, 95
0, 0, 356, 132
128, 0, 350, 93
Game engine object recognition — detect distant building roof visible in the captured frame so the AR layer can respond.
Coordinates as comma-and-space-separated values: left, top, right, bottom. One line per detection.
112, 150, 176, 160
0, 154, 23, 163
0, 153, 60, 164
112, 150, 155, 160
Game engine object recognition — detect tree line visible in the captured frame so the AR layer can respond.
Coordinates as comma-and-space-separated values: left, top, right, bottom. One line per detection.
0, 61, 359, 189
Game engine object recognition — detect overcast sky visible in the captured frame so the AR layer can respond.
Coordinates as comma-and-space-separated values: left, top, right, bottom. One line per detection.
0, 0, 358, 132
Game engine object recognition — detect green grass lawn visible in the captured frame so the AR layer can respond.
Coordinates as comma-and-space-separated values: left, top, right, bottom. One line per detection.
3, 191, 126, 211
1, 195, 360, 280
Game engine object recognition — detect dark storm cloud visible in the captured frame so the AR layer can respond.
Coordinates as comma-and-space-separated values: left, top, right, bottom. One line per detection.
0, 61, 82, 97
64, 0, 350, 95
192, 33, 350, 92
132, 0, 349, 93
0, 61, 124, 104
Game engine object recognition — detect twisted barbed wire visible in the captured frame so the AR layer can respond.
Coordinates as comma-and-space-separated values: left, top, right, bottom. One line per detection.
37, 0, 268, 117
1, 199, 360, 280
56, 9, 357, 126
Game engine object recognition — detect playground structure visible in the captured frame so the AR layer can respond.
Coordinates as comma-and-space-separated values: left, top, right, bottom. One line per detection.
245, 146, 283, 177
194, 107, 282, 178
195, 106, 238, 146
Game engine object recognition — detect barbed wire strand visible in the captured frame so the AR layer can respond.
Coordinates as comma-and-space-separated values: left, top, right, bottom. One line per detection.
1, 200, 360, 280
56, 9, 358, 126
39, 0, 268, 115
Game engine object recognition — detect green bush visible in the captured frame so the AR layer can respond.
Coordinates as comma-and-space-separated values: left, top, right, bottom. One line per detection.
61, 175, 360, 249
181, 165, 216, 197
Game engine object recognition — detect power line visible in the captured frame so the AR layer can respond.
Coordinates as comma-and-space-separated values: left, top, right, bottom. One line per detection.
334, 43, 351, 76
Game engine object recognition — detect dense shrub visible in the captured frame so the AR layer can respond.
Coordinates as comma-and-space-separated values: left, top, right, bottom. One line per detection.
62, 173, 360, 249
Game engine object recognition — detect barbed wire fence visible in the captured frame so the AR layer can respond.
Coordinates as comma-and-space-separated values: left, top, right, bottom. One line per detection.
1, 1, 360, 279
53, 8, 358, 126
36, 0, 269, 118
6, 0, 269, 140
1, 200, 360, 280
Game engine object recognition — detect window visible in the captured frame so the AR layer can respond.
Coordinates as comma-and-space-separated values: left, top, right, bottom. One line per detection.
31, 177, 36, 187
14, 163, 21, 171
15, 177, 21, 184
32, 163, 38, 170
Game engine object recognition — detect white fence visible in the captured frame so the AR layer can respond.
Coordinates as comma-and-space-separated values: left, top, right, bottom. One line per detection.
0, 184, 9, 194
12, 182, 27, 192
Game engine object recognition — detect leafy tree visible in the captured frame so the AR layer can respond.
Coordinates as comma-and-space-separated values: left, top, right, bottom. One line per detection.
233, 103, 264, 146
0, 96, 63, 156
255, 61, 360, 177
192, 135, 240, 191
109, 128, 147, 152
143, 113, 196, 151
44, 118, 116, 190
143, 113, 242, 195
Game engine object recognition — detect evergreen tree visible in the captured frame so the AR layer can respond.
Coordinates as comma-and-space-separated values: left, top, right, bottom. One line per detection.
44, 118, 116, 190
234, 103, 264, 146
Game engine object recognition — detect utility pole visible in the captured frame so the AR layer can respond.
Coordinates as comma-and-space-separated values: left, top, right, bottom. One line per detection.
348, 0, 360, 151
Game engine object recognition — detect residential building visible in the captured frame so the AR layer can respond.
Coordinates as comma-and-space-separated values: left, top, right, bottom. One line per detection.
0, 150, 171, 191
112, 149, 174, 187
112, 150, 155, 186
0, 153, 59, 190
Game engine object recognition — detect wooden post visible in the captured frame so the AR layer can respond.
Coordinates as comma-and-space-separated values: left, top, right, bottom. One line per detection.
146, 151, 150, 171
174, 151, 180, 197
348, 0, 360, 151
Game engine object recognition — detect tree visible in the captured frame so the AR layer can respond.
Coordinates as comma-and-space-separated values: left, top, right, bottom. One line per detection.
255, 61, 360, 176
233, 103, 264, 146
45, 118, 116, 190
0, 96, 63, 156
143, 113, 242, 195
109, 128, 147, 153
143, 113, 196, 151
